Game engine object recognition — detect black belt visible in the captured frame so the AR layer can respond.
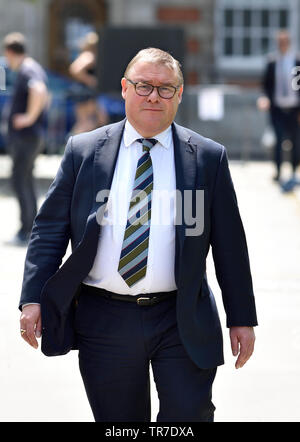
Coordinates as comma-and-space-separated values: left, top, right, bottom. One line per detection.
81, 284, 177, 306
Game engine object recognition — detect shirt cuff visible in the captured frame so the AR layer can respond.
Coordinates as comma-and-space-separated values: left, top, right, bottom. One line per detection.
22, 303, 40, 310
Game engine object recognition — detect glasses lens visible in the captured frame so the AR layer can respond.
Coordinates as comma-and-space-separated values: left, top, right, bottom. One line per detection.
136, 83, 153, 96
133, 81, 177, 99
158, 86, 176, 99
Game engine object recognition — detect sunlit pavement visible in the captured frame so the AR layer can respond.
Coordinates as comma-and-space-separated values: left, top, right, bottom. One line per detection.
0, 154, 300, 422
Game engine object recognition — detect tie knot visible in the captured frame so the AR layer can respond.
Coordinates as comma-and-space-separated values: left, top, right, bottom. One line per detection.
138, 138, 158, 152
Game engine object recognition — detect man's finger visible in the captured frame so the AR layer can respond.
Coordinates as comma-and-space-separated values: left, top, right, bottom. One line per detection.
35, 316, 42, 338
20, 328, 32, 347
19, 305, 41, 349
230, 333, 239, 356
26, 323, 38, 348
21, 322, 38, 349
235, 339, 255, 369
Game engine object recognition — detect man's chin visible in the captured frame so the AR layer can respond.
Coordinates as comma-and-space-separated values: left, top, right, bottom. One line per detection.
139, 122, 165, 137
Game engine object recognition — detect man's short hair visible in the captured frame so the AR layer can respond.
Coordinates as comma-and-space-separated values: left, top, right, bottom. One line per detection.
124, 47, 184, 86
3, 32, 26, 54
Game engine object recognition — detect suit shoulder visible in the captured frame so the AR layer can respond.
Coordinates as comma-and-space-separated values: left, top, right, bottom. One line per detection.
66, 119, 125, 158
174, 123, 225, 157
70, 121, 117, 149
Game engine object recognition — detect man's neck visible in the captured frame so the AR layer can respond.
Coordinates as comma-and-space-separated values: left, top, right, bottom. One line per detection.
279, 48, 292, 57
125, 118, 172, 139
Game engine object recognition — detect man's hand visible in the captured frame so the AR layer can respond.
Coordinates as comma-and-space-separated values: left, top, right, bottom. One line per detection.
230, 326, 255, 369
20, 305, 42, 349
13, 81, 48, 130
256, 96, 270, 112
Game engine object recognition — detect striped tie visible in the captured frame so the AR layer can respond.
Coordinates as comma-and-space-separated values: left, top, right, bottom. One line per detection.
118, 138, 157, 287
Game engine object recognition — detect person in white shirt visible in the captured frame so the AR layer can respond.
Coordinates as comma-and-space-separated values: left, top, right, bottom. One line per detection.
19, 48, 257, 422
260, 30, 300, 187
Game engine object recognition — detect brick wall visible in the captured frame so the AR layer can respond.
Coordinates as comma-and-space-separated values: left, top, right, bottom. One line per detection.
157, 7, 201, 22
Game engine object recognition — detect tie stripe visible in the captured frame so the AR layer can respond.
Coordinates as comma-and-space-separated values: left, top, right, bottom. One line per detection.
128, 191, 152, 219
119, 235, 149, 270
124, 210, 151, 239
133, 167, 153, 189
135, 156, 152, 180
128, 184, 153, 213
122, 223, 150, 249
118, 138, 157, 287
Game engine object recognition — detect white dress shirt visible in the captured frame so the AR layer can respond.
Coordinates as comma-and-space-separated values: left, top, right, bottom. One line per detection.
83, 120, 177, 294
22, 121, 177, 309
275, 51, 299, 108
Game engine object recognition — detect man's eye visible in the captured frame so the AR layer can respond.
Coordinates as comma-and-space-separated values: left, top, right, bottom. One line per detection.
137, 84, 151, 90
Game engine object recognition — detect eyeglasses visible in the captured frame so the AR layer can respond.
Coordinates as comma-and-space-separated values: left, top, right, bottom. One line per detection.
126, 78, 180, 99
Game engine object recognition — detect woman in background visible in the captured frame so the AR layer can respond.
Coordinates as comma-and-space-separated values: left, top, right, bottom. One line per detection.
69, 32, 108, 134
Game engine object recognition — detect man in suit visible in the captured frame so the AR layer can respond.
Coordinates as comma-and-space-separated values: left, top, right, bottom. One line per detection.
19, 48, 257, 422
260, 30, 300, 186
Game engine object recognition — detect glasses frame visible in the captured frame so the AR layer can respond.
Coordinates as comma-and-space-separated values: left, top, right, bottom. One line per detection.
125, 78, 180, 99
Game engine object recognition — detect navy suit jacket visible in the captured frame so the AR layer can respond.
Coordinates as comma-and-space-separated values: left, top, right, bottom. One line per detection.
19, 119, 257, 369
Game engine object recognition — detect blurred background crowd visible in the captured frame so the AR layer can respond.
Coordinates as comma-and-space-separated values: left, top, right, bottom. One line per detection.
0, 0, 299, 153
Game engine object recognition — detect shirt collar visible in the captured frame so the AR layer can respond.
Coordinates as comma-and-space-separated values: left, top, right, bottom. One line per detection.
278, 50, 295, 61
124, 119, 172, 149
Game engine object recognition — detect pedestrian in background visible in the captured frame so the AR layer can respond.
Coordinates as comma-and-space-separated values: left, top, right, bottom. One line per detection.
3, 32, 49, 245
259, 30, 300, 190
69, 32, 108, 135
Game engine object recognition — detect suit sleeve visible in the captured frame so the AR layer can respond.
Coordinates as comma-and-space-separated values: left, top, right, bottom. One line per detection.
262, 62, 269, 96
210, 146, 258, 327
19, 137, 75, 309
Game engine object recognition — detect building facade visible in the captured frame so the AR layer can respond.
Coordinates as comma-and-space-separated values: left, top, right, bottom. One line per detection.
0, 0, 299, 86
1, 0, 300, 157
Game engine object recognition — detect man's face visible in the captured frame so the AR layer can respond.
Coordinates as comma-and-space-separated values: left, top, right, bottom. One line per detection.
121, 60, 183, 137
277, 33, 290, 54
4, 49, 19, 71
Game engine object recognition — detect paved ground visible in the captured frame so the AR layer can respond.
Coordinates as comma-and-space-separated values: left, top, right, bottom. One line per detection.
0, 154, 300, 422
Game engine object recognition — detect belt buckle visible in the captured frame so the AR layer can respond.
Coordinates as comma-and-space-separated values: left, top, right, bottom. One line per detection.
137, 296, 151, 306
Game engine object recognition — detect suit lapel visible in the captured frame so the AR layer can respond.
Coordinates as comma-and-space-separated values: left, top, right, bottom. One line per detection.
83, 119, 196, 275
172, 123, 197, 257
92, 119, 126, 216
72, 120, 126, 261
56, 120, 126, 282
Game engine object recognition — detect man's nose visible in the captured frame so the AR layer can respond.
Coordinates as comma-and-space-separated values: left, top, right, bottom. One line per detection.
147, 87, 160, 102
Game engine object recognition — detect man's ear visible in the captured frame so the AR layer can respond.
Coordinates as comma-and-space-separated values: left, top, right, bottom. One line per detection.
178, 85, 184, 104
121, 77, 127, 100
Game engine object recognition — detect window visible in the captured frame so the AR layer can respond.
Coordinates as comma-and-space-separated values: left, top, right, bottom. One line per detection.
216, 0, 298, 72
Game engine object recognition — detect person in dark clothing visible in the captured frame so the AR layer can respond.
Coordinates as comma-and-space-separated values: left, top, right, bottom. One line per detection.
260, 30, 300, 188
3, 32, 49, 245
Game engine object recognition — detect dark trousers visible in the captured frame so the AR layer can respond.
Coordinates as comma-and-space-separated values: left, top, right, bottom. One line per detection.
8, 135, 43, 234
75, 287, 217, 422
270, 106, 300, 175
